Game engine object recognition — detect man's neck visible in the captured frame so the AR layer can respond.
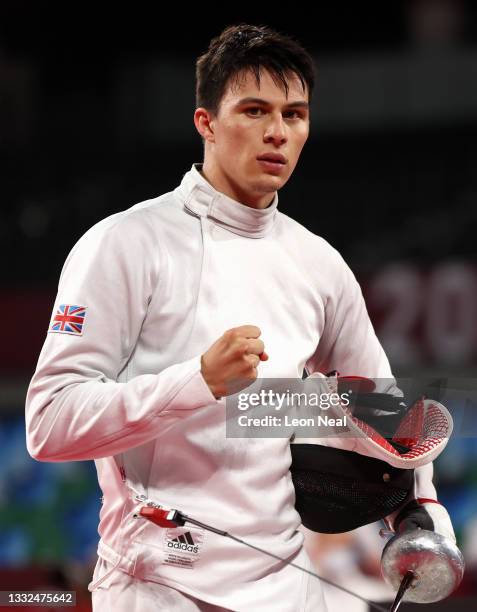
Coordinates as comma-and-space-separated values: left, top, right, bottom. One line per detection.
199, 162, 275, 210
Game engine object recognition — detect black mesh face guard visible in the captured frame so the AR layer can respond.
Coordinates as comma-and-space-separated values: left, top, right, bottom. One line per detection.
290, 444, 414, 533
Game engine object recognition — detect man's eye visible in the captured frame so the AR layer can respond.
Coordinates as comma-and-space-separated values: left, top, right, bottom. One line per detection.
246, 107, 264, 116
284, 111, 300, 119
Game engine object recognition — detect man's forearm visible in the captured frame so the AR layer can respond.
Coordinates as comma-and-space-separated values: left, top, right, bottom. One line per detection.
26, 355, 216, 462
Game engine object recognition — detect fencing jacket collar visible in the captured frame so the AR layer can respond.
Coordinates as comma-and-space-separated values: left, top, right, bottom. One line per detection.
175, 162, 279, 239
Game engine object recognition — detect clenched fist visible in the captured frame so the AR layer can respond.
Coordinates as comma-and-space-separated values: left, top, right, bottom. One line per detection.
201, 325, 269, 399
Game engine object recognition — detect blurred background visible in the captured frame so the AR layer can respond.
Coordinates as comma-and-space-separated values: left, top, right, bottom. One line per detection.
1, 1, 476, 610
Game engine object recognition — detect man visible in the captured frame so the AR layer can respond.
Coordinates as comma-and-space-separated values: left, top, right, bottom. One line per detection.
25, 24, 454, 611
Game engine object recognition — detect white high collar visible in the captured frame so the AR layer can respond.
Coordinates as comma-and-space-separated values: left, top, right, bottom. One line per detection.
174, 163, 278, 239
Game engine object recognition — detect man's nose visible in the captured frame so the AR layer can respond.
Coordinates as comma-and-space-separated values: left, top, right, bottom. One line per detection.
263, 114, 287, 145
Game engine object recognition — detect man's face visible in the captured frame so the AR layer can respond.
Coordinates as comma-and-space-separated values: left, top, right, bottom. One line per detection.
197, 68, 310, 208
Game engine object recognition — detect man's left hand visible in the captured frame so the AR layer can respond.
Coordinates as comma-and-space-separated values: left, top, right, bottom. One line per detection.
394, 499, 456, 543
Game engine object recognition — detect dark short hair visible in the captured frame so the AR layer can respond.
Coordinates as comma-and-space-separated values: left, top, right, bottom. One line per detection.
196, 24, 316, 115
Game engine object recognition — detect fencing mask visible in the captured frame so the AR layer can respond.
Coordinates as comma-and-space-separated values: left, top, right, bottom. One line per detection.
290, 374, 453, 533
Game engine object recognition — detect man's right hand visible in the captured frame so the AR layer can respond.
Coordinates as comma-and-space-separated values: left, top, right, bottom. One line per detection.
201, 325, 269, 399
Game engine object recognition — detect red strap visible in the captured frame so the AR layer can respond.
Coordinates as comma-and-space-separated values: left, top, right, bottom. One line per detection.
417, 497, 440, 505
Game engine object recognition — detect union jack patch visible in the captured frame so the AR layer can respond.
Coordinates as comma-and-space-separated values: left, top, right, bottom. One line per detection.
49, 304, 87, 336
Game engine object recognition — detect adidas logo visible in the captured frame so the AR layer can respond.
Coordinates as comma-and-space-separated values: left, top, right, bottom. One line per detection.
167, 532, 199, 554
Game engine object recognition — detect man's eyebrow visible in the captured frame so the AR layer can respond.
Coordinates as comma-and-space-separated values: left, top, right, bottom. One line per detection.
235, 97, 309, 109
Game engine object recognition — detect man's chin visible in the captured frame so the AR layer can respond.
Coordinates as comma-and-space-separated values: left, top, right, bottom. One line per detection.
254, 173, 288, 192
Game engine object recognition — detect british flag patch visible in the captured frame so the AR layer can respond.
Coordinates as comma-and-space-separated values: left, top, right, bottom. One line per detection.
49, 304, 87, 336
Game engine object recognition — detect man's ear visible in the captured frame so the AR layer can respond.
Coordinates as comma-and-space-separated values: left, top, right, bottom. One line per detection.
194, 108, 216, 143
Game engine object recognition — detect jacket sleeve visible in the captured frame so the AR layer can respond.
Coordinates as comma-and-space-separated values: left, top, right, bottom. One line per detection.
304, 250, 395, 389
25, 212, 217, 462
304, 248, 441, 525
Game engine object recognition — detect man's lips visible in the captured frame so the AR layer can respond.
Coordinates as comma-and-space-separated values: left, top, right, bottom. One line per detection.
256, 153, 287, 164
257, 154, 287, 174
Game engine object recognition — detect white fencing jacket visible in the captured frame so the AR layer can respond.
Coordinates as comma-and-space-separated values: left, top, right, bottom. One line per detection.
25, 163, 436, 611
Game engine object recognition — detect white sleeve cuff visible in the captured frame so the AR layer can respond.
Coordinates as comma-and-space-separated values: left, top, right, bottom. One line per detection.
160, 354, 218, 412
